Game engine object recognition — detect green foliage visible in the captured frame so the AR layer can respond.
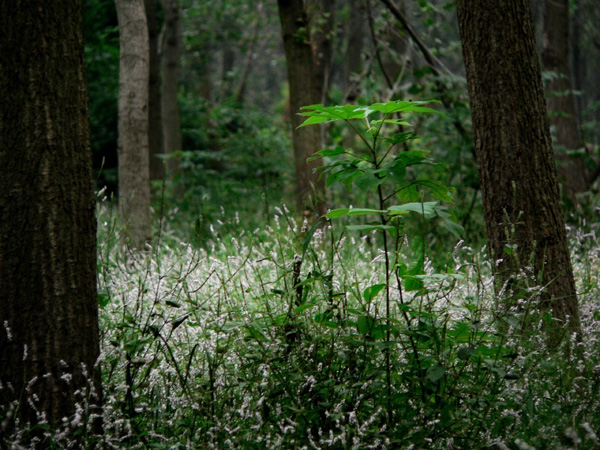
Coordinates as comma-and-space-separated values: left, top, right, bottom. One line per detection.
83, 0, 119, 191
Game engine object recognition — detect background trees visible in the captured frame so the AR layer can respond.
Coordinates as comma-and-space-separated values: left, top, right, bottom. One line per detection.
0, 0, 101, 444
277, 0, 326, 213
116, 0, 152, 248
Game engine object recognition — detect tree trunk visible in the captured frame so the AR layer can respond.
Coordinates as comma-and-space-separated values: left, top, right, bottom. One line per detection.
116, 0, 152, 248
278, 0, 326, 214
0, 0, 101, 445
160, 0, 183, 175
345, 0, 366, 100
310, 0, 335, 105
146, 0, 165, 181
541, 0, 587, 196
456, 0, 580, 336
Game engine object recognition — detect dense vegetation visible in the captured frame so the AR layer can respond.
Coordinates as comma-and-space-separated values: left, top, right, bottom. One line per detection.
3, 0, 600, 448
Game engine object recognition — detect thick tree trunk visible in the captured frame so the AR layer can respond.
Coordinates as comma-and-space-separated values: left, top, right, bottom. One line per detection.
160, 0, 182, 175
145, 0, 165, 181
542, 0, 587, 196
278, 0, 326, 214
456, 0, 580, 336
116, 0, 152, 248
0, 0, 101, 445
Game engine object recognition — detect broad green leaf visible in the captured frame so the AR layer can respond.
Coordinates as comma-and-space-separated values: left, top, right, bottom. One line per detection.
354, 171, 386, 191
346, 224, 395, 232
363, 283, 387, 302
298, 104, 367, 127
417, 180, 455, 203
433, 204, 464, 238
325, 208, 384, 219
404, 276, 424, 291
387, 202, 438, 219
367, 100, 440, 115
371, 119, 412, 126
308, 146, 346, 159
356, 315, 376, 335
426, 365, 446, 383
295, 303, 318, 313
457, 347, 477, 360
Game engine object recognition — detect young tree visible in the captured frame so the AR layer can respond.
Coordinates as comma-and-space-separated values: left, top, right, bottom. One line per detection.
542, 0, 588, 196
160, 0, 183, 175
278, 0, 326, 214
0, 0, 101, 444
455, 0, 580, 336
116, 0, 152, 248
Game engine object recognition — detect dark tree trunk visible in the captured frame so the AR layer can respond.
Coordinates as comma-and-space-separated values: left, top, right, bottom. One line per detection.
160, 0, 183, 175
456, 0, 580, 336
541, 0, 587, 196
278, 0, 326, 214
0, 0, 101, 445
146, 0, 165, 181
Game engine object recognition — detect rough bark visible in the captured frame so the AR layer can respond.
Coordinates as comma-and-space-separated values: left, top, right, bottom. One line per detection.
456, 0, 580, 336
542, 0, 588, 196
116, 0, 152, 248
0, 0, 101, 444
160, 0, 182, 175
145, 0, 165, 181
278, 0, 326, 214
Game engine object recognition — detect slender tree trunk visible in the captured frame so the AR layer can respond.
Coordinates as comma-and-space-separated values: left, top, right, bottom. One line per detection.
542, 0, 587, 196
345, 0, 366, 100
160, 0, 182, 175
310, 0, 335, 105
0, 0, 101, 445
278, 0, 326, 214
456, 0, 580, 337
116, 0, 152, 248
146, 0, 164, 181
235, 1, 263, 105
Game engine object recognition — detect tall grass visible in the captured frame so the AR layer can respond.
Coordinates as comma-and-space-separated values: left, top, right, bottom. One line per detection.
91, 200, 600, 449
2, 201, 599, 449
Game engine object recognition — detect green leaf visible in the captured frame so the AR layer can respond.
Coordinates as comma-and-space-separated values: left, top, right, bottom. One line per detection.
367, 100, 440, 115
307, 146, 346, 160
404, 276, 424, 291
295, 303, 318, 313
371, 119, 412, 126
98, 290, 111, 308
298, 104, 367, 127
363, 283, 387, 302
426, 365, 446, 383
325, 208, 384, 219
457, 346, 477, 360
346, 224, 395, 232
417, 180, 455, 203
356, 315, 376, 335
354, 171, 386, 191
166, 300, 182, 308
387, 202, 438, 219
